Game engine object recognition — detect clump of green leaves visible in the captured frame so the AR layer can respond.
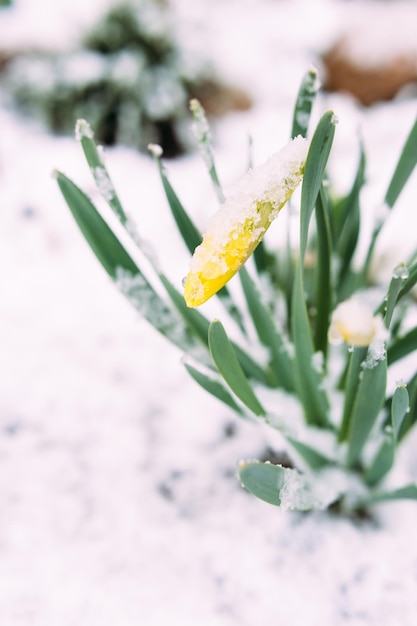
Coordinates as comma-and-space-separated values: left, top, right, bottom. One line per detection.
55, 68, 417, 514
2, 0, 229, 156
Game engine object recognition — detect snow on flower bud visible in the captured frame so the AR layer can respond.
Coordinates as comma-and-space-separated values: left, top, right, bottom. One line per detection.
183, 136, 309, 307
328, 298, 387, 347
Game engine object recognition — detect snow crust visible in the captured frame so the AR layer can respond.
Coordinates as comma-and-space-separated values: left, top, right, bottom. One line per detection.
1, 0, 417, 625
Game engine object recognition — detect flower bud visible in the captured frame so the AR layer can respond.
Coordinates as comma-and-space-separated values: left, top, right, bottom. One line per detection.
184, 136, 309, 307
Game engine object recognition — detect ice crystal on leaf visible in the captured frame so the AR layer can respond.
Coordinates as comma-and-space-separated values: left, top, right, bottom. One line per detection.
362, 339, 387, 370
92, 166, 116, 202
75, 118, 94, 142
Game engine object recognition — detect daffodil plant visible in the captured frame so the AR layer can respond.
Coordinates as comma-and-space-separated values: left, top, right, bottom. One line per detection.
55, 68, 417, 513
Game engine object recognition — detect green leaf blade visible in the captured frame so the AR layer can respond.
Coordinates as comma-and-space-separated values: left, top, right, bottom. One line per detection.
391, 383, 410, 439
300, 110, 336, 260
365, 432, 395, 486
291, 66, 320, 139
291, 265, 330, 427
347, 354, 387, 468
184, 361, 247, 417
385, 114, 417, 209
239, 461, 286, 506
55, 171, 197, 353
76, 119, 126, 223
208, 320, 266, 417
239, 267, 294, 391
314, 187, 333, 357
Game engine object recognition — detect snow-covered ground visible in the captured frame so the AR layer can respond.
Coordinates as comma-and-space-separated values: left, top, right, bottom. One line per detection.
1, 1, 417, 624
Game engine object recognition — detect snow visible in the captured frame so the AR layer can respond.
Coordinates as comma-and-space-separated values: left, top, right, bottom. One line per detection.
1, 0, 417, 625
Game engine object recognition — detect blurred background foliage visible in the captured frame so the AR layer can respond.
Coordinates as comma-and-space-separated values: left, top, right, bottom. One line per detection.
0, 0, 251, 156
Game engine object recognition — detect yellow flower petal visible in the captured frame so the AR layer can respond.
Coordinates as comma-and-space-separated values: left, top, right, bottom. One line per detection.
184, 136, 309, 307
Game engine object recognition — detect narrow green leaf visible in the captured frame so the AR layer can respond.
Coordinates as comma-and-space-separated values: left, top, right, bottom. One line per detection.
55, 170, 135, 277
334, 143, 365, 297
332, 142, 365, 247
291, 66, 320, 139
232, 343, 271, 387
391, 383, 409, 439
287, 437, 334, 470
291, 264, 330, 427
314, 187, 333, 357
253, 239, 271, 275
152, 150, 247, 333
154, 156, 201, 255
190, 98, 225, 203
338, 346, 368, 442
184, 361, 247, 417
397, 260, 417, 301
385, 114, 417, 209
363, 115, 417, 279
365, 430, 395, 486
159, 274, 210, 346
299, 110, 336, 261
239, 461, 286, 506
208, 320, 266, 416
55, 171, 197, 353
387, 326, 417, 365
374, 262, 410, 329
397, 373, 417, 440
359, 483, 417, 508
161, 278, 269, 384
239, 267, 294, 391
76, 119, 126, 223
346, 355, 387, 468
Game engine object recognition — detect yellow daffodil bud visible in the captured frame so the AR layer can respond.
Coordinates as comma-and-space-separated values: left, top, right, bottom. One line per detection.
328, 298, 387, 347
184, 136, 309, 307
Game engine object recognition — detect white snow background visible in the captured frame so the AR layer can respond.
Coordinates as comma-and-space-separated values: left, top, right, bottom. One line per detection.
1, 0, 417, 624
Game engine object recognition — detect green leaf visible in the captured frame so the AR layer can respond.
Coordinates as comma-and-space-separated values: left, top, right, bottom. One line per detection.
359, 483, 417, 508
55, 171, 197, 353
291, 66, 320, 139
387, 326, 417, 365
160, 272, 266, 383
239, 461, 286, 506
332, 142, 365, 247
338, 347, 368, 442
190, 98, 225, 203
346, 354, 387, 468
239, 461, 339, 510
291, 264, 330, 427
184, 360, 248, 417
208, 320, 266, 416
397, 260, 417, 301
333, 143, 365, 297
152, 151, 247, 333
365, 430, 395, 486
397, 372, 417, 441
239, 267, 294, 391
363, 115, 417, 279
159, 274, 210, 346
76, 119, 127, 223
391, 383, 410, 439
287, 437, 334, 470
374, 262, 411, 329
232, 343, 271, 387
385, 114, 417, 209
154, 155, 201, 255
314, 187, 333, 358
299, 110, 336, 261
